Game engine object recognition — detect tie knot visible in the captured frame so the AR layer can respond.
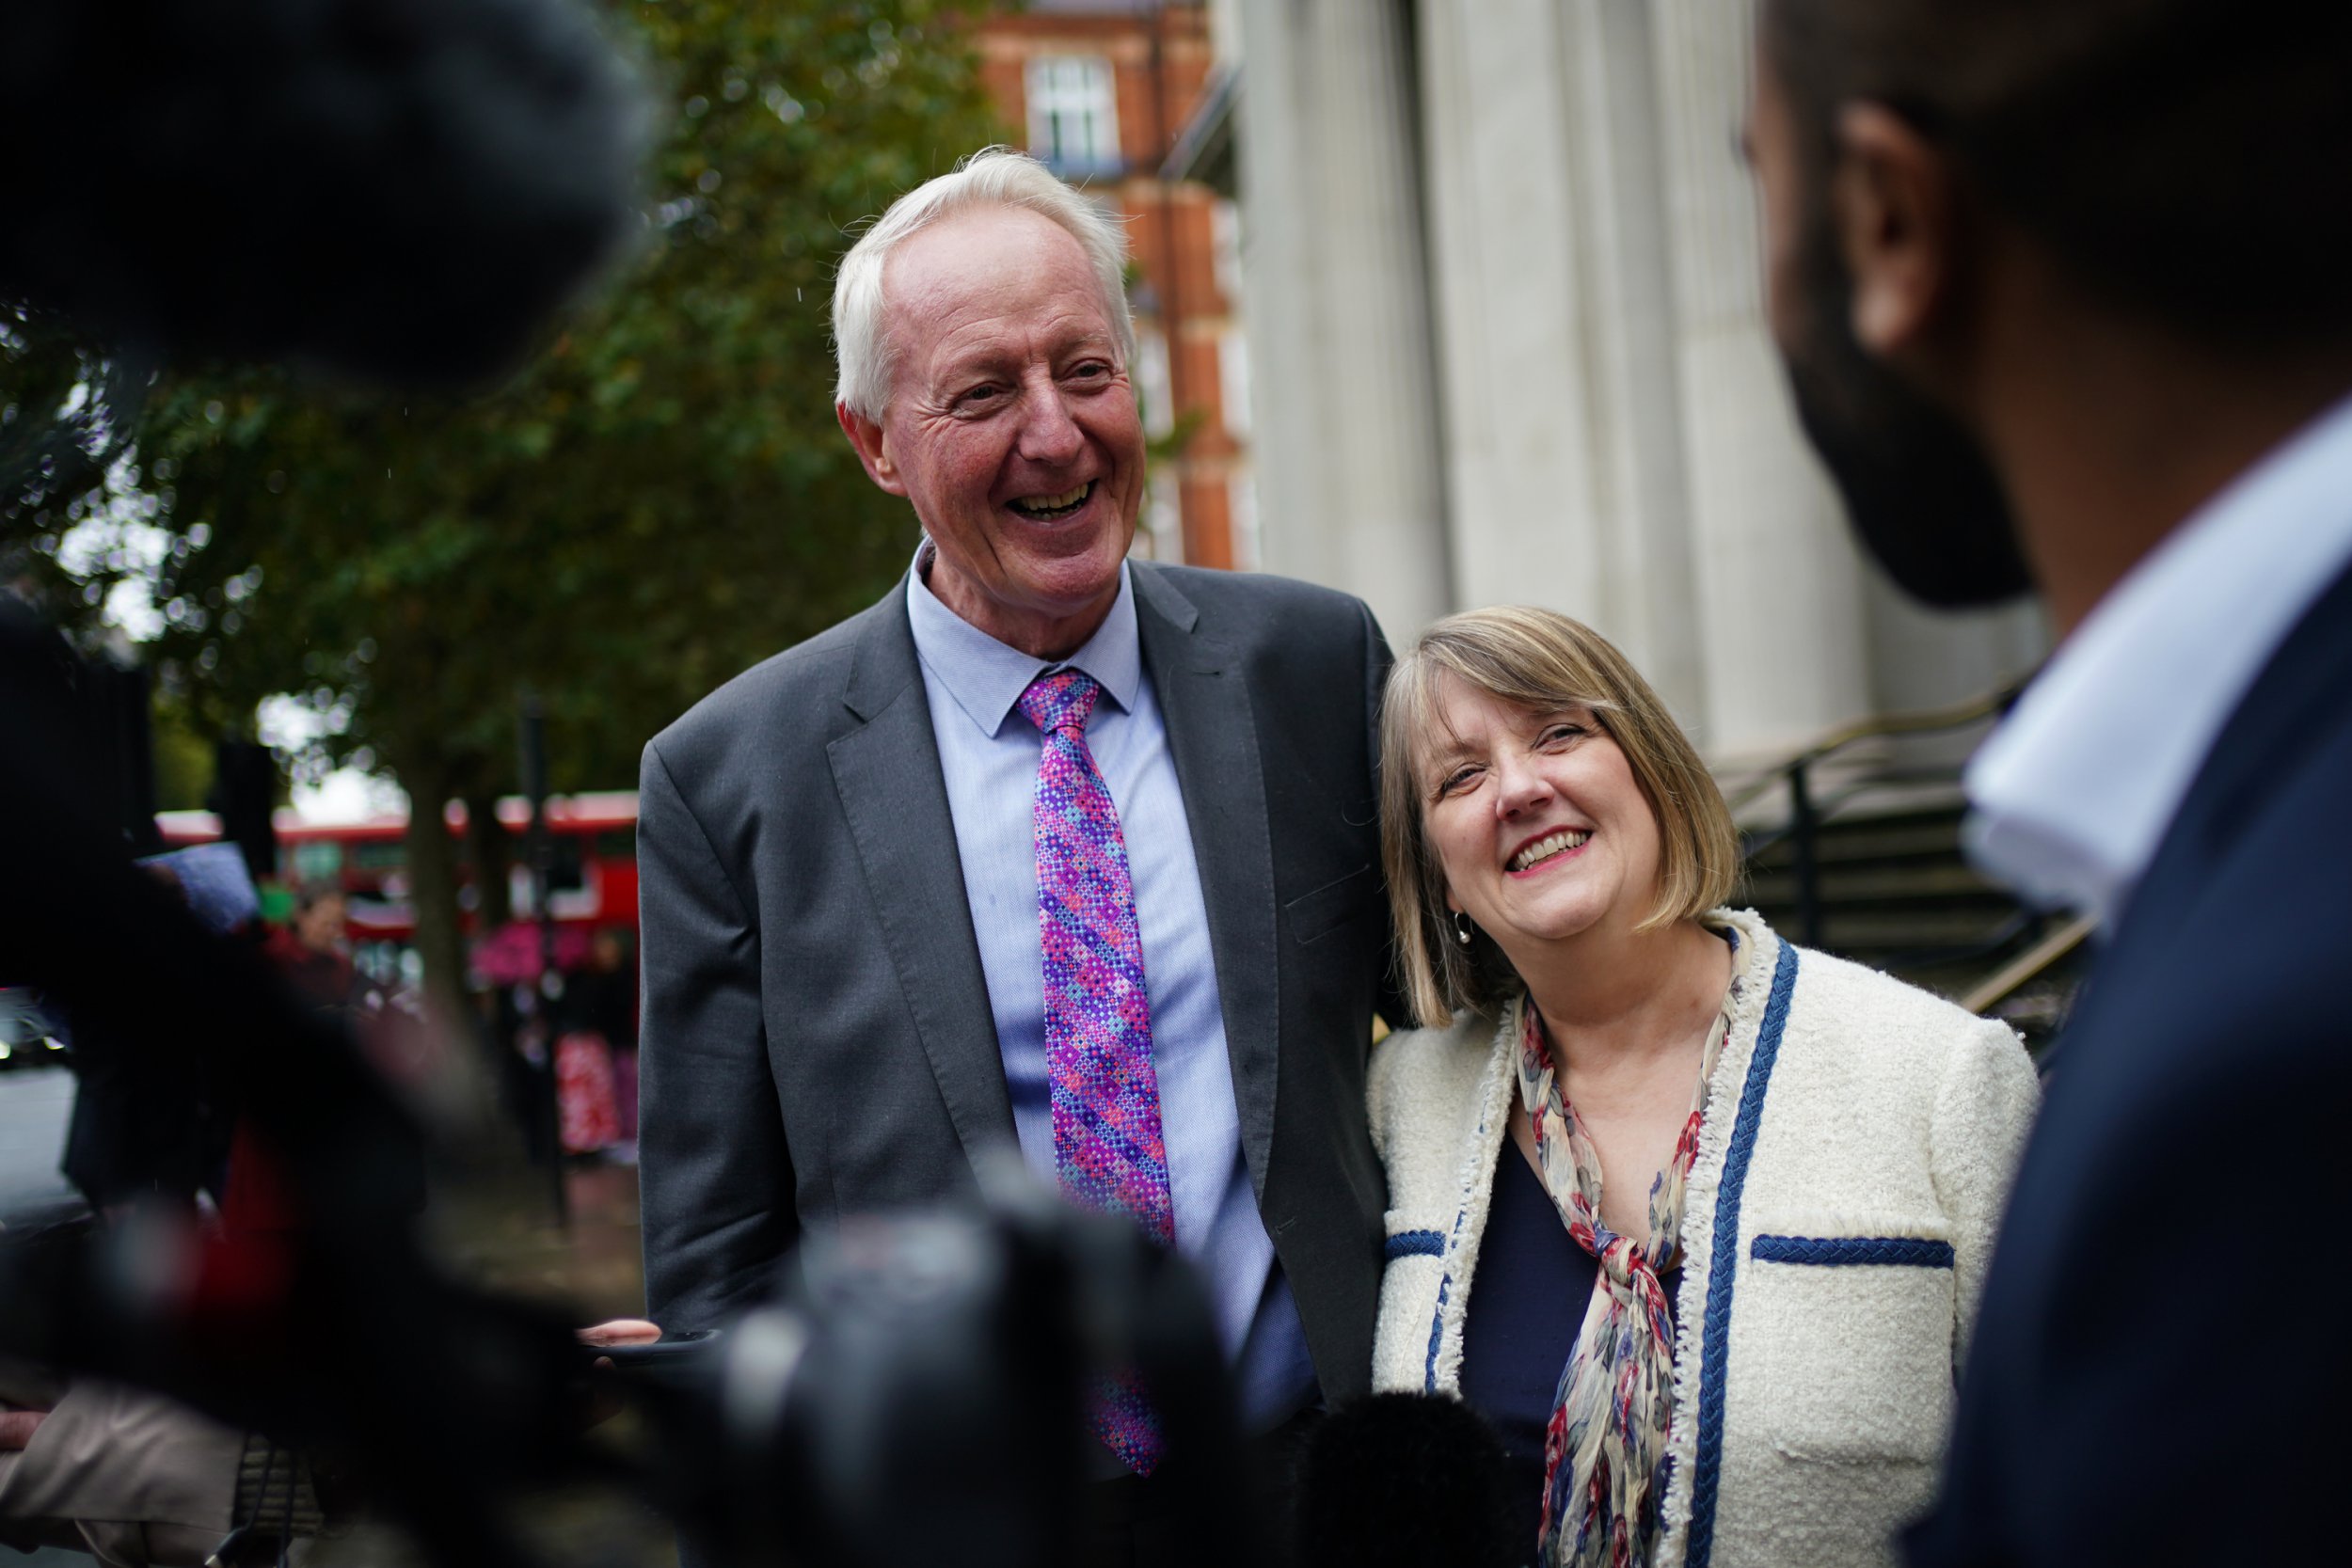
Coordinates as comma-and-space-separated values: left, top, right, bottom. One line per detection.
1018, 669, 1101, 737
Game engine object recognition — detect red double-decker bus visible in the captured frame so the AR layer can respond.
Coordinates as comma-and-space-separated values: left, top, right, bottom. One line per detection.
156, 791, 640, 942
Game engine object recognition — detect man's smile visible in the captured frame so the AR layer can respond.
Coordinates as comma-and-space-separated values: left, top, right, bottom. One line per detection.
1006, 479, 1096, 520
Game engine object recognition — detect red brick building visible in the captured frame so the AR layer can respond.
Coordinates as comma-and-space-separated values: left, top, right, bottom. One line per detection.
973, 0, 1250, 570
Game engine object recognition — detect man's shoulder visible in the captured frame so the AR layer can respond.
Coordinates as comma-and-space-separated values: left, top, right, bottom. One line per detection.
1134, 562, 1376, 641
647, 589, 902, 769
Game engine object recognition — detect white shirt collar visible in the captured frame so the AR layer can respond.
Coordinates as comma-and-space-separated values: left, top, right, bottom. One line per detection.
1964, 389, 2352, 927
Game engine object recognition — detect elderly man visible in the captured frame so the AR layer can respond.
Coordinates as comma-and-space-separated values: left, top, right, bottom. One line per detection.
635, 149, 1394, 1560
1747, 4, 2352, 1563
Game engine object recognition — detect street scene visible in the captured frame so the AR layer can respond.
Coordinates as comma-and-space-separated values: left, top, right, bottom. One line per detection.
4, 2, 2345, 1567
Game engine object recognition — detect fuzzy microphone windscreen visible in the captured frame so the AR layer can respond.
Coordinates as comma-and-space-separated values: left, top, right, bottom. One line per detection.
1299, 1392, 1522, 1568
0, 0, 648, 388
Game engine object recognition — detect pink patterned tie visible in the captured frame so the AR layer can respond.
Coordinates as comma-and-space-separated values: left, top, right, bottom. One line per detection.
1018, 669, 1174, 1476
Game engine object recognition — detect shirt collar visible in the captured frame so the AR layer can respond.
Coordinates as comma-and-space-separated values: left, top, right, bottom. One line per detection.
1963, 388, 2352, 927
903, 538, 1142, 738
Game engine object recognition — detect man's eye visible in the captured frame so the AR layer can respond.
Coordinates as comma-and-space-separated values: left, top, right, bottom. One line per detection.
1068, 361, 1111, 382
956, 385, 1004, 409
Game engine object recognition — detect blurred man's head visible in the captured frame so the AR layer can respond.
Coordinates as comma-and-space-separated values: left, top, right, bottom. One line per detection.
295, 886, 347, 956
1751, 1, 2352, 610
833, 150, 1145, 659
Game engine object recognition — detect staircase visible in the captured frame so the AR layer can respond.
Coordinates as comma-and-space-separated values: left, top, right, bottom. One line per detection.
1721, 691, 2090, 1054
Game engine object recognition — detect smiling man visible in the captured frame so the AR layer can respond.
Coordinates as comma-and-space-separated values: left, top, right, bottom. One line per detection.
634, 149, 1397, 1565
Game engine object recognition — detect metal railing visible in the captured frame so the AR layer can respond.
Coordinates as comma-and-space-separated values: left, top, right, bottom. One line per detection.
1959, 913, 2095, 1016
1726, 679, 2027, 951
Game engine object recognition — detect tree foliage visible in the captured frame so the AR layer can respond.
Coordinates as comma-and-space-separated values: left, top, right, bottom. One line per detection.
8, 0, 1006, 1018
150, 0, 1001, 784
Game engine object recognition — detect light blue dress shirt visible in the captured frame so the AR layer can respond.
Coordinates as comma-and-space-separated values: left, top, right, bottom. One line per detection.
905, 547, 1317, 1435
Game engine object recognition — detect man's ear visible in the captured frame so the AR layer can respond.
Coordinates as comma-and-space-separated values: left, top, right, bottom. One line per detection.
836, 402, 907, 497
1830, 103, 1964, 358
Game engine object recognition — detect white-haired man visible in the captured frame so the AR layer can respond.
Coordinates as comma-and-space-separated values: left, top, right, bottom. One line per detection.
635, 149, 1397, 1562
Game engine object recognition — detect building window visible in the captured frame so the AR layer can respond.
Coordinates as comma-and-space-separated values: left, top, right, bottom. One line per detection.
1229, 469, 1260, 572
1218, 327, 1250, 441
1027, 56, 1120, 175
1137, 329, 1174, 440
1211, 199, 1243, 309
1144, 473, 1184, 563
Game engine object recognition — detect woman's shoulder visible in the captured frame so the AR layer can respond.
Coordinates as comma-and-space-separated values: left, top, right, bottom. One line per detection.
1371, 1008, 1497, 1088
1718, 909, 2030, 1100
1367, 1008, 1503, 1152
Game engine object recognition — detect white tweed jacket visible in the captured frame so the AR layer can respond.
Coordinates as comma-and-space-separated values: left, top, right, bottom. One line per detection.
1368, 910, 2039, 1568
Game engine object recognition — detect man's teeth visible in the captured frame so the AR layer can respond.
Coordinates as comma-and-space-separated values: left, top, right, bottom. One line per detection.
1009, 481, 1092, 517
1509, 829, 1592, 872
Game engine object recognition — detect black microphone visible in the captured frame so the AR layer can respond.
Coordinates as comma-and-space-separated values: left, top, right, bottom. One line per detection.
0, 0, 647, 388
1299, 1392, 1522, 1568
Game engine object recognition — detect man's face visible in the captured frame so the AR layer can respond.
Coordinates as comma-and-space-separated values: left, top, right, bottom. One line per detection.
843, 204, 1143, 655
1748, 41, 2032, 610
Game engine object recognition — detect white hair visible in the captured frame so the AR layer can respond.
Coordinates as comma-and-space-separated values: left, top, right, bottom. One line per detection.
831, 147, 1136, 420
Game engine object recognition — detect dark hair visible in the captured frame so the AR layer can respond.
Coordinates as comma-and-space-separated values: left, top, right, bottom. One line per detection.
1760, 0, 2352, 350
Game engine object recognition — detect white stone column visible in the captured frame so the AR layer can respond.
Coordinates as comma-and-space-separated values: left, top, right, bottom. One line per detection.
1415, 0, 1707, 726
1417, 0, 1603, 616
1648, 0, 1869, 759
1561, 0, 1707, 727
1235, 0, 1452, 639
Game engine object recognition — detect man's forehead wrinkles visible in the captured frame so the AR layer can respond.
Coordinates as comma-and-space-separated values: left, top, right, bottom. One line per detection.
918, 309, 1116, 380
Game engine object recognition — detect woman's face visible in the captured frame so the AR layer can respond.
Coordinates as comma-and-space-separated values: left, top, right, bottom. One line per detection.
1421, 673, 1663, 956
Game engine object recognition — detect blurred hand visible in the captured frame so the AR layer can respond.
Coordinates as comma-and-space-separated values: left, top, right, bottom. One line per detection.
575, 1320, 660, 1431
577, 1318, 661, 1350
0, 1405, 47, 1449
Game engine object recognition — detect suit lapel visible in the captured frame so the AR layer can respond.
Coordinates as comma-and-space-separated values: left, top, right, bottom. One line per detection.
825, 586, 1017, 1162
1134, 566, 1281, 1196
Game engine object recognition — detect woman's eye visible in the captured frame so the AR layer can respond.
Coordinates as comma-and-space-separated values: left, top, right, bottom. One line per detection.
1437, 767, 1480, 798
1541, 723, 1585, 746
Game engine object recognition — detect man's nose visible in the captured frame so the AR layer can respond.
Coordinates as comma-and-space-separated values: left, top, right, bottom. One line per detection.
1015, 380, 1085, 465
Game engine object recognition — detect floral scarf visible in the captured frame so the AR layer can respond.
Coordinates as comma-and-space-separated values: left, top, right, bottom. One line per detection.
1515, 974, 1735, 1568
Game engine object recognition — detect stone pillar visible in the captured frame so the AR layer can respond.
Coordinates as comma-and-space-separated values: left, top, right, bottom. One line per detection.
1417, 0, 1600, 624
1648, 0, 1869, 759
1416, 0, 1706, 725
1562, 0, 1706, 728
1235, 0, 1452, 639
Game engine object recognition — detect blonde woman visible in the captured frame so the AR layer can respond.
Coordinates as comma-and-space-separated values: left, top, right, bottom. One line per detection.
1367, 607, 2037, 1568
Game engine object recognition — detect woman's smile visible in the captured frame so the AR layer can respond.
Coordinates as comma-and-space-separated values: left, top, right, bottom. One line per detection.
1505, 826, 1594, 876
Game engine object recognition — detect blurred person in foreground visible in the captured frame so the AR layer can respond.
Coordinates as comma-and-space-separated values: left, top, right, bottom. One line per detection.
1746, 3, 2352, 1562
1366, 607, 2036, 1568
633, 148, 1396, 1563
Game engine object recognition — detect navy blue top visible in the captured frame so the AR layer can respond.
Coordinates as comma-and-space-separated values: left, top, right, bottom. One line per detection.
1459, 1142, 1680, 1547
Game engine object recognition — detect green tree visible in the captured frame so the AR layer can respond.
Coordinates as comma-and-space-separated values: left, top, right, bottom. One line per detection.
54, 0, 1006, 1026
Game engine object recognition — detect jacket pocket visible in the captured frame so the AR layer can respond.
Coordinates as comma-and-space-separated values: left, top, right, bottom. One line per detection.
1285, 863, 1378, 945
1745, 1225, 1957, 1465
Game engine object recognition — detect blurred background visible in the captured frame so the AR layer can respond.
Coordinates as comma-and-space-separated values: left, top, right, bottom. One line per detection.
0, 4, 2080, 1561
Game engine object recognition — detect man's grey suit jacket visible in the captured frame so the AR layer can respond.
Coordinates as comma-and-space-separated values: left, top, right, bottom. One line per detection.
636, 561, 1396, 1404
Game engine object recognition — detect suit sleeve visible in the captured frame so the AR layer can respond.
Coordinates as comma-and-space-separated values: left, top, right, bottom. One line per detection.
636, 737, 794, 1332
1930, 1018, 2040, 1375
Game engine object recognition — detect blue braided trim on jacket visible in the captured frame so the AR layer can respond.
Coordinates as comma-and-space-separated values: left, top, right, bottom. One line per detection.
1684, 939, 1799, 1568
1385, 1229, 1447, 1260
1750, 1234, 1956, 1268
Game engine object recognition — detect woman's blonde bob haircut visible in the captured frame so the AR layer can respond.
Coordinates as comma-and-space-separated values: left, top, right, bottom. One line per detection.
1380, 606, 1740, 1028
